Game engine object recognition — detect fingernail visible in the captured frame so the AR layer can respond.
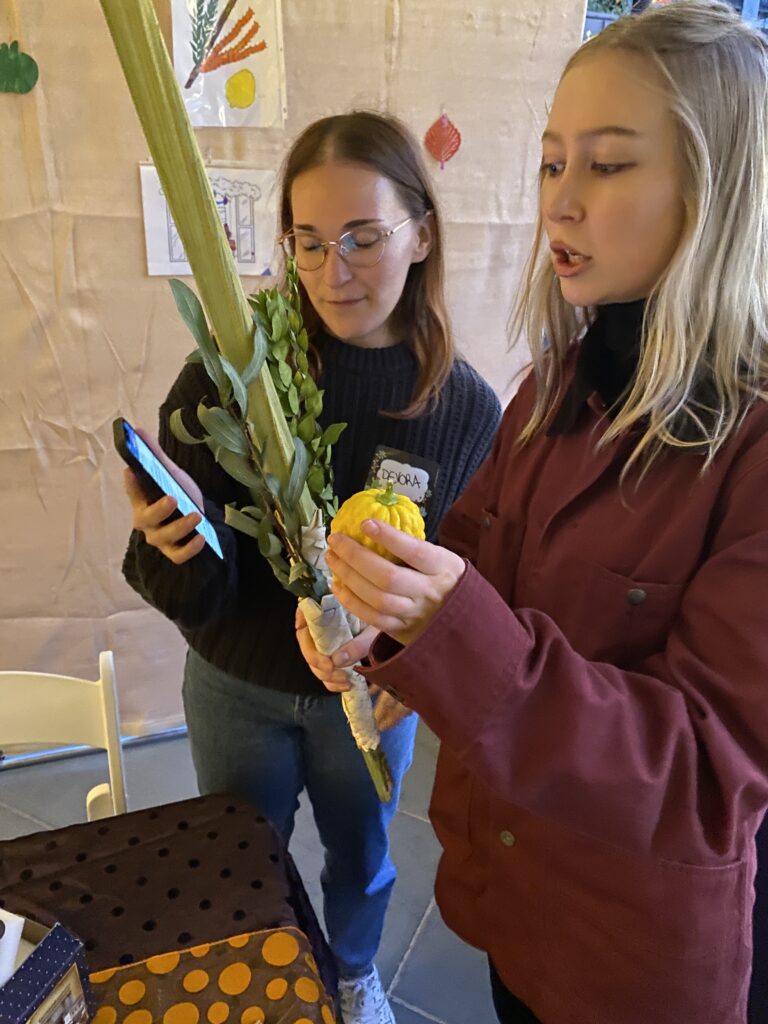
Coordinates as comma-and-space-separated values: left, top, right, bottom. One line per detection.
362, 519, 380, 535
333, 652, 350, 666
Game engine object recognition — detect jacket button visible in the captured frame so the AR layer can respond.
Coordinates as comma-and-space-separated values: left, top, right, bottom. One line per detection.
500, 830, 516, 847
627, 588, 647, 606
482, 513, 492, 529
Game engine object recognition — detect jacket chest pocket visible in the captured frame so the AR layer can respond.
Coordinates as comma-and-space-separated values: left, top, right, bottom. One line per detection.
532, 559, 686, 665
475, 509, 522, 605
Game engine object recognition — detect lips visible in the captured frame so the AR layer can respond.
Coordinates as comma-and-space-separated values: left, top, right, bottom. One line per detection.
550, 242, 592, 277
551, 242, 590, 264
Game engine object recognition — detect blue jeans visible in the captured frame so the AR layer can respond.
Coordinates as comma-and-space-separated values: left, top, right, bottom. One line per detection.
182, 648, 418, 978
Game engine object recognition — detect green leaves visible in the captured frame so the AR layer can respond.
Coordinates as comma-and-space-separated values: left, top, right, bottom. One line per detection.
321, 422, 346, 447
170, 279, 226, 395
211, 446, 261, 489
169, 409, 206, 445
220, 357, 248, 416
170, 261, 346, 597
272, 360, 293, 389
297, 414, 316, 444
286, 437, 309, 510
224, 503, 263, 540
254, 512, 282, 558
0, 41, 39, 94
197, 403, 249, 455
242, 319, 268, 387
247, 269, 347, 524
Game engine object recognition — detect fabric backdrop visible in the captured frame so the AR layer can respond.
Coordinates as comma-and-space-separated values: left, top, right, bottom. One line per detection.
0, 0, 586, 733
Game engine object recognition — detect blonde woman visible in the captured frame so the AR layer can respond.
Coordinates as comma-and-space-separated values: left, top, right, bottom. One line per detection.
296, 3, 768, 1021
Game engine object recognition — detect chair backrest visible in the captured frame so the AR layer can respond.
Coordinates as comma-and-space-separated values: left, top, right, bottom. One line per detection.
0, 651, 127, 818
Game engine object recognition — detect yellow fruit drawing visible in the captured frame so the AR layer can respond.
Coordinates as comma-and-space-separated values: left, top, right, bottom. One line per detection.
225, 69, 256, 109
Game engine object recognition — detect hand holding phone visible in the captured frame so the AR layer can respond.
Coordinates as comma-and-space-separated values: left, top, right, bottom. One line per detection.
114, 418, 224, 561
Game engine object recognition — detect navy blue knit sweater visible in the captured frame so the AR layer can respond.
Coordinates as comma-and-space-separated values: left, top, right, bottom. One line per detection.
122, 335, 500, 696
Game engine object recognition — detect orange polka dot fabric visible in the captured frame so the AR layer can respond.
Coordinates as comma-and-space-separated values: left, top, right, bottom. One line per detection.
89, 927, 336, 1024
0, 795, 335, 1001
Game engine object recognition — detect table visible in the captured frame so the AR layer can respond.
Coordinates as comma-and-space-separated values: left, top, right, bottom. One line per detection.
0, 794, 337, 1023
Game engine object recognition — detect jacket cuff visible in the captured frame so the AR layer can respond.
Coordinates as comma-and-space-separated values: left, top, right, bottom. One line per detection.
361, 561, 527, 749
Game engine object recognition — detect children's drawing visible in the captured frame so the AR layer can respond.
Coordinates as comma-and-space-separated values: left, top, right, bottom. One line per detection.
0, 41, 38, 94
139, 164, 277, 277
424, 113, 462, 170
172, 0, 286, 127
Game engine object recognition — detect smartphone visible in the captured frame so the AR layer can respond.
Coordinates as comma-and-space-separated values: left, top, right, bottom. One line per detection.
113, 417, 224, 559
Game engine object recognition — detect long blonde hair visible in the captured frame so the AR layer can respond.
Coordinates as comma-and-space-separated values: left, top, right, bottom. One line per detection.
513, 0, 768, 471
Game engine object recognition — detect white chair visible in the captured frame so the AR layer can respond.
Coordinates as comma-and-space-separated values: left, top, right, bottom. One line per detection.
0, 650, 127, 820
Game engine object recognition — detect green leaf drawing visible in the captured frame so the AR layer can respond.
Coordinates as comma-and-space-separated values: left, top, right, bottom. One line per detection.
0, 41, 39, 94
190, 0, 219, 66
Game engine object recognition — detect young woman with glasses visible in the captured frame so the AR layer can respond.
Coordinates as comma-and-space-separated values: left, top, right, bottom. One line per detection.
121, 112, 500, 1024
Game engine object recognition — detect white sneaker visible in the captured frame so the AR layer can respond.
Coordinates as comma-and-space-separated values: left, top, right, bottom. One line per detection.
337, 965, 396, 1024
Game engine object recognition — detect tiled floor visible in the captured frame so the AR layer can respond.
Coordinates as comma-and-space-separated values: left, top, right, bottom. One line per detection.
0, 722, 498, 1023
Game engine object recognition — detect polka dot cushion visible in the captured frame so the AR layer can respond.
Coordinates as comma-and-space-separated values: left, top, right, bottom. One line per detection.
88, 927, 336, 1024
0, 795, 335, 1001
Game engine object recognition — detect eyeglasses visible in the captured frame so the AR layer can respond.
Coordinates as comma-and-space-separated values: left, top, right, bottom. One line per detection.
279, 217, 414, 271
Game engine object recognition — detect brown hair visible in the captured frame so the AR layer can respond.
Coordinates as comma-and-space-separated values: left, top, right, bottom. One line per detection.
278, 111, 454, 417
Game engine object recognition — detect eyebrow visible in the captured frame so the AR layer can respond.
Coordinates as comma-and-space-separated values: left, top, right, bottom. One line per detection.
291, 218, 384, 232
541, 126, 643, 143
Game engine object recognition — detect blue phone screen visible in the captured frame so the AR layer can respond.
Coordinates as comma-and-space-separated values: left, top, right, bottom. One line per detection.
124, 423, 224, 559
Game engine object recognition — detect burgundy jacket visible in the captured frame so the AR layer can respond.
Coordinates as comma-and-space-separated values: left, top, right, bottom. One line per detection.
364, 352, 768, 1024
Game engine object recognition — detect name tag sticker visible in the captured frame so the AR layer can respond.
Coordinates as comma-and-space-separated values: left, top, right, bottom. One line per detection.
366, 446, 440, 519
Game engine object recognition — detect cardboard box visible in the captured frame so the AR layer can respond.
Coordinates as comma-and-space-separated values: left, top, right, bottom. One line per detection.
0, 920, 94, 1024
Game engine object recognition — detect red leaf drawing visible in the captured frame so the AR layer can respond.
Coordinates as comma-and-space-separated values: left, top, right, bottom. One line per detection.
424, 114, 462, 170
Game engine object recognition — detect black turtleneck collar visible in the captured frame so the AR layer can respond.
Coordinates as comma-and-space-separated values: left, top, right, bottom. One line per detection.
547, 300, 645, 436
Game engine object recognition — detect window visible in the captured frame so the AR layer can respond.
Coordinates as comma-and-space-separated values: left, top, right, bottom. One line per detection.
737, 0, 768, 26
583, 0, 767, 40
